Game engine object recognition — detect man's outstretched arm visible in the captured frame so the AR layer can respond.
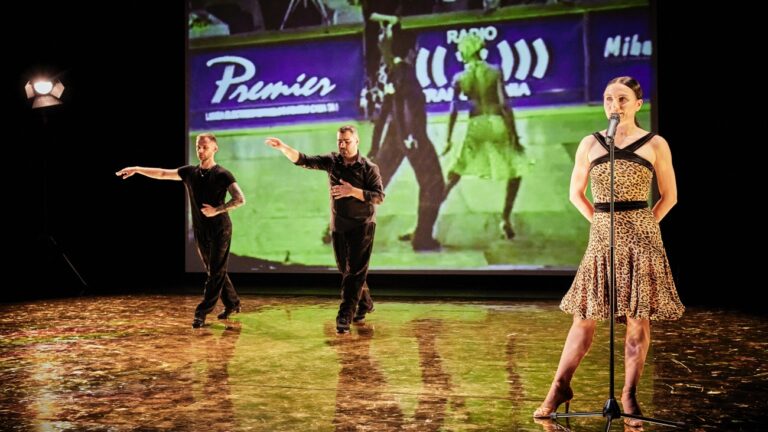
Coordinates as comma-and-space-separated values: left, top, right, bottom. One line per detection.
264, 137, 300, 163
116, 166, 181, 181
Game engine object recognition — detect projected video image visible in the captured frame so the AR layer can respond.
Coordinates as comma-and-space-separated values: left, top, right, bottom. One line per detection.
187, 1, 653, 273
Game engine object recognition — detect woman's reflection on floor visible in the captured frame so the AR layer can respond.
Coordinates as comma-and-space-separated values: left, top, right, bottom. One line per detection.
505, 323, 525, 413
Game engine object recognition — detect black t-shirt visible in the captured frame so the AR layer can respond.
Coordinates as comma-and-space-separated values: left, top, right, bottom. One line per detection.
178, 164, 236, 229
294, 152, 384, 232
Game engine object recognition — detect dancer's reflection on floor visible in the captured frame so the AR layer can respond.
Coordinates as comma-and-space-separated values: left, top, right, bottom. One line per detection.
326, 323, 404, 431
188, 323, 242, 432
327, 318, 457, 431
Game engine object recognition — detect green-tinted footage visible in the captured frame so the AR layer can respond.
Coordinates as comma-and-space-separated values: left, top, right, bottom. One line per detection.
190, 105, 651, 271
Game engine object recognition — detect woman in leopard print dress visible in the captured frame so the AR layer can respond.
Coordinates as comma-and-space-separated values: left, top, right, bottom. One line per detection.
533, 77, 684, 426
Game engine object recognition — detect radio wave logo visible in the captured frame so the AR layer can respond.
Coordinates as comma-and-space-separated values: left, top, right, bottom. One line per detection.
415, 38, 550, 88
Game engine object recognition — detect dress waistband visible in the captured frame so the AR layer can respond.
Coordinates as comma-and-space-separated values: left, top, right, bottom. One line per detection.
594, 200, 648, 213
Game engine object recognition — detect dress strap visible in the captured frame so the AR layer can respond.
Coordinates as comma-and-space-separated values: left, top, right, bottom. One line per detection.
622, 132, 656, 153
593, 132, 610, 151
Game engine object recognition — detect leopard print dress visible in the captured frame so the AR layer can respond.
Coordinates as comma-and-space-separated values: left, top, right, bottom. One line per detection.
560, 132, 685, 322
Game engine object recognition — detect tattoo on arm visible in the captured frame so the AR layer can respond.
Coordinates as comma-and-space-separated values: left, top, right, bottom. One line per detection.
218, 182, 246, 213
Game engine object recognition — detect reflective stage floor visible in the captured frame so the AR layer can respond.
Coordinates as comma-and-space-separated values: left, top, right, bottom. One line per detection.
1, 295, 766, 431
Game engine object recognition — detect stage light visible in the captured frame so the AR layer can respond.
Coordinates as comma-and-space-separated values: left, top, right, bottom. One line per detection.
23, 72, 87, 293
25, 78, 65, 109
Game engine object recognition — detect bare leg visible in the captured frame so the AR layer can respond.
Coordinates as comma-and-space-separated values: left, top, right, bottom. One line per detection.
622, 317, 650, 426
501, 177, 521, 239
534, 316, 596, 417
443, 171, 461, 201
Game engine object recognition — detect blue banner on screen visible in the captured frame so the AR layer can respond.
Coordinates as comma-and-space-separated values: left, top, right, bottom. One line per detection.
415, 8, 651, 112
189, 38, 364, 130
587, 8, 652, 102
416, 14, 585, 111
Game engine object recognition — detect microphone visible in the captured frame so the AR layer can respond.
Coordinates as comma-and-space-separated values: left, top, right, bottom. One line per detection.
606, 113, 620, 140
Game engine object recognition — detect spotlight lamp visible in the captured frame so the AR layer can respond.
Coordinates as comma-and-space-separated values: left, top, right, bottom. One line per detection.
25, 78, 65, 109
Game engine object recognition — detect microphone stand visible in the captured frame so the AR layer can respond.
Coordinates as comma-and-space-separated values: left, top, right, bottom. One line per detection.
547, 120, 683, 431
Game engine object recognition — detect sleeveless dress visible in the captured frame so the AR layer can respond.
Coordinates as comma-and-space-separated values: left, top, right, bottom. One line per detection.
560, 132, 685, 321
448, 63, 525, 180
450, 114, 525, 180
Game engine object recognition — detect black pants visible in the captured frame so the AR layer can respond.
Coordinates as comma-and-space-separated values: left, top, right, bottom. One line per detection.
194, 222, 239, 318
376, 129, 444, 243
332, 223, 376, 320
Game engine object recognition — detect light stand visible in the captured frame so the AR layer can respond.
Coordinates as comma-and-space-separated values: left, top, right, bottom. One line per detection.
280, 0, 331, 30
27, 77, 88, 295
547, 115, 682, 431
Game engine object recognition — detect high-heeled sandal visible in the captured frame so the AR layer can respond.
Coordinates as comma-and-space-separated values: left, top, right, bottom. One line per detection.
621, 392, 643, 428
533, 385, 573, 418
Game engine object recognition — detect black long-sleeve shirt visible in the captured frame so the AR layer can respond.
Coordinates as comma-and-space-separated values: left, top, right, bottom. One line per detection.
295, 152, 385, 232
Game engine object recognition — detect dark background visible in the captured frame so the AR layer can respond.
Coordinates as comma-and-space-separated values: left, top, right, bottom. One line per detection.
3, 2, 753, 308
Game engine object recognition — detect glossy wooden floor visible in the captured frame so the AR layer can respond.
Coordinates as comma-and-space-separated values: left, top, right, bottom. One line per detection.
1, 295, 766, 431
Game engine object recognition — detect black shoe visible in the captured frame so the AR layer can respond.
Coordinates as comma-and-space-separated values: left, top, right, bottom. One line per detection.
192, 316, 205, 328
336, 315, 351, 334
412, 237, 442, 251
353, 305, 375, 324
217, 305, 241, 320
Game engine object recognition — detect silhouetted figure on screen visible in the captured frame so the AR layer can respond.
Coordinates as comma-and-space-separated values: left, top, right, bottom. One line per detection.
368, 16, 444, 251
358, 0, 433, 121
